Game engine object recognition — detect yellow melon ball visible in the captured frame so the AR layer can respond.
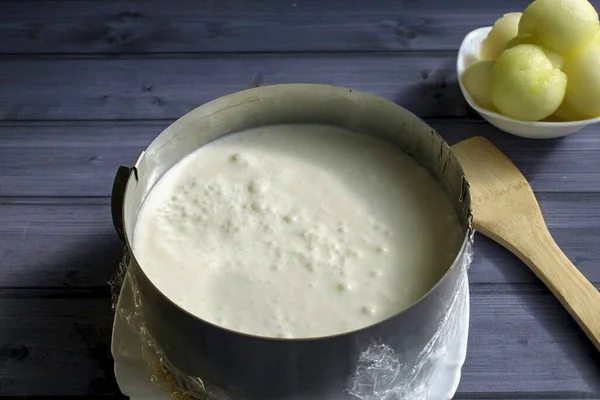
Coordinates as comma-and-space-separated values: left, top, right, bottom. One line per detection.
461, 60, 495, 110
492, 44, 567, 121
518, 0, 600, 54
505, 34, 564, 69
552, 100, 591, 121
562, 38, 600, 117
480, 12, 522, 60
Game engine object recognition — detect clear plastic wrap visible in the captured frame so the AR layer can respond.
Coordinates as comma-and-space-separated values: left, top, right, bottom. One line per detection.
347, 244, 473, 400
110, 240, 473, 400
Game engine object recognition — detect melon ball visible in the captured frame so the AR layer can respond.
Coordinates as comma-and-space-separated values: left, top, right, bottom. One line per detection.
552, 100, 591, 121
492, 44, 567, 121
505, 34, 564, 69
518, 0, 600, 54
562, 38, 600, 117
480, 12, 522, 60
461, 59, 495, 110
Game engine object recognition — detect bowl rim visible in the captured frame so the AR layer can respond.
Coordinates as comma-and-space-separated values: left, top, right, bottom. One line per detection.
457, 26, 600, 128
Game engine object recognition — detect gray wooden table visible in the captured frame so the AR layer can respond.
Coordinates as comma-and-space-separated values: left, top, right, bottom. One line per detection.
1, 0, 599, 398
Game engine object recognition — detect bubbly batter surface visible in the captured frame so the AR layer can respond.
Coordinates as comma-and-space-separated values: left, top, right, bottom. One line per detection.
133, 125, 463, 338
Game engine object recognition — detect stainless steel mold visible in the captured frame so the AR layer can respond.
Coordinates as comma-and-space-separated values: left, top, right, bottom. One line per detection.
111, 83, 473, 400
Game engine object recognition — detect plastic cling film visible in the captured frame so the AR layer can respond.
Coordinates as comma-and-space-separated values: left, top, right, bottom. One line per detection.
109, 240, 473, 400
110, 251, 234, 400
347, 245, 472, 400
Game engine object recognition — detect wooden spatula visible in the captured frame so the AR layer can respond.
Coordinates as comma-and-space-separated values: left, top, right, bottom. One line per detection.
450, 136, 600, 351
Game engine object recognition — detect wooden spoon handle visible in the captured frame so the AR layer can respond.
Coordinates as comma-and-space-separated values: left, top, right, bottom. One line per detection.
483, 224, 600, 351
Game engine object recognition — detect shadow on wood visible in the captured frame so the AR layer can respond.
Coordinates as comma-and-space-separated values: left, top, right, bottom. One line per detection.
0, 200, 124, 288
0, 296, 120, 396
396, 62, 468, 119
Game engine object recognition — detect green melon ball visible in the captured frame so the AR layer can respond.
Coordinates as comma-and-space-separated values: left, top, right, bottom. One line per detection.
562, 38, 600, 117
480, 12, 522, 60
505, 34, 565, 69
519, 0, 600, 54
461, 60, 495, 110
492, 44, 567, 121
552, 100, 591, 121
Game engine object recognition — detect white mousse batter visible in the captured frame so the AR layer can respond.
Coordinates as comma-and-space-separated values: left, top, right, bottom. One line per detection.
133, 125, 463, 339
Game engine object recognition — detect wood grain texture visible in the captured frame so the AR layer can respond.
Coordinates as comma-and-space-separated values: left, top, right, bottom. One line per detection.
457, 286, 600, 398
0, 56, 465, 120
5, 0, 600, 54
0, 290, 599, 396
0, 200, 121, 289
1, 120, 599, 196
452, 136, 600, 352
1, 196, 599, 289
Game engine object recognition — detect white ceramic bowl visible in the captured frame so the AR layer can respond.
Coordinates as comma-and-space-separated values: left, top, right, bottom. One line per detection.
457, 26, 600, 139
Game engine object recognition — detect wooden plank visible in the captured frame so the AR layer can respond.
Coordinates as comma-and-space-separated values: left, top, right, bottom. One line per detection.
2, 0, 595, 54
457, 286, 600, 398
0, 200, 123, 289
0, 55, 466, 120
1, 120, 599, 197
4, 55, 600, 124
0, 297, 120, 396
0, 0, 508, 54
1, 197, 599, 289
0, 123, 160, 197
1, 289, 599, 396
